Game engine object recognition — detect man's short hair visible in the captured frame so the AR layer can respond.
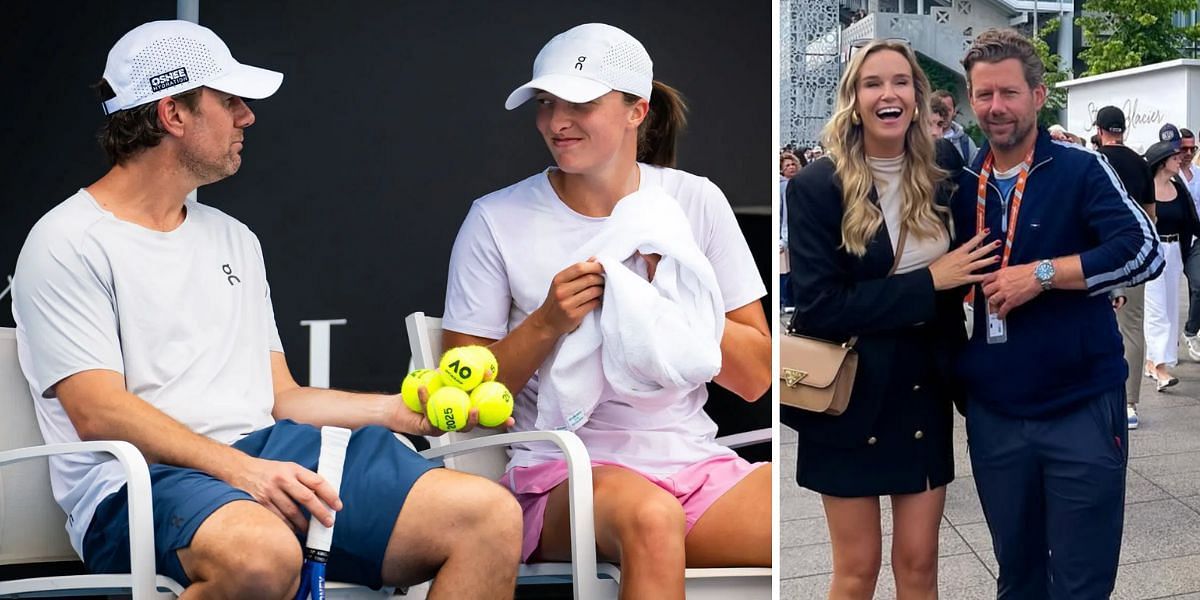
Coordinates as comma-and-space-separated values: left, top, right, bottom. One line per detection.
931, 89, 956, 108
1183, 128, 1195, 140
962, 28, 1045, 90
930, 101, 951, 121
93, 79, 203, 166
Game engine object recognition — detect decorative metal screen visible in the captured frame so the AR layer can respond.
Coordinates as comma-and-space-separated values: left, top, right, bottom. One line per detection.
782, 0, 842, 148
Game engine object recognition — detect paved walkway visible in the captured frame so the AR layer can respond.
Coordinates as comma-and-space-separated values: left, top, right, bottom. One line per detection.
782, 344, 1200, 599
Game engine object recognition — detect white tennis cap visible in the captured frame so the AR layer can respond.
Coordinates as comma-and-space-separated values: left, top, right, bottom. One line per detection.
101, 20, 282, 115
504, 23, 653, 110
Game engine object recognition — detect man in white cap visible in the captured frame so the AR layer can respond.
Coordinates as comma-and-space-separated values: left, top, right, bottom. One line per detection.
11, 20, 520, 598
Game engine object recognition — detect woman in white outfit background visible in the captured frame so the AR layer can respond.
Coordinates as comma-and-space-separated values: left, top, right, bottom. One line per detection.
1144, 133, 1200, 391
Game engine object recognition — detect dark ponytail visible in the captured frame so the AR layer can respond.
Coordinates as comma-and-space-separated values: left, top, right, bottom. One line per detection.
624, 80, 688, 168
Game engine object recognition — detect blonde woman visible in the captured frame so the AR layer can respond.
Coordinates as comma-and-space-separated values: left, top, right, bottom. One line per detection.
781, 39, 993, 598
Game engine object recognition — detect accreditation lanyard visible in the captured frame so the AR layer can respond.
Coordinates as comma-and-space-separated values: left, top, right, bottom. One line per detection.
967, 147, 1034, 343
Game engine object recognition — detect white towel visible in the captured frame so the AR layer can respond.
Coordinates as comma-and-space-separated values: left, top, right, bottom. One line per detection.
535, 187, 726, 431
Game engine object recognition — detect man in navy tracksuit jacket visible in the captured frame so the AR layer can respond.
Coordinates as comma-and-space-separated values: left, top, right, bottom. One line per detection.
953, 29, 1163, 599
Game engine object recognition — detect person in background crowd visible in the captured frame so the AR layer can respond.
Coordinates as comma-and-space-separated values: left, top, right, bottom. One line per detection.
781, 151, 802, 313
932, 89, 978, 163
1174, 129, 1200, 362
1094, 105, 1156, 428
952, 28, 1161, 597
785, 38, 989, 599
928, 101, 950, 138
1144, 124, 1200, 391
929, 101, 965, 173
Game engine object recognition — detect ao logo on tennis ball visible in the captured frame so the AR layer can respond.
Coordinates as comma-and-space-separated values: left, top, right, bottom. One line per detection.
438, 346, 498, 391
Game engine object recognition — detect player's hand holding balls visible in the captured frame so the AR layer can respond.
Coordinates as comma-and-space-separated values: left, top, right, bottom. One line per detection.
400, 369, 443, 413
400, 345, 512, 433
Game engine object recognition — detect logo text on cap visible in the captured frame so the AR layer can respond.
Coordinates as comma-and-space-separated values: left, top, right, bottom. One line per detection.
575, 56, 586, 70
150, 68, 190, 93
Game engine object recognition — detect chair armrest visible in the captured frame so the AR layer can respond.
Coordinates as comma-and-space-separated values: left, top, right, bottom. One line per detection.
715, 427, 771, 450
0, 441, 158, 599
419, 431, 606, 597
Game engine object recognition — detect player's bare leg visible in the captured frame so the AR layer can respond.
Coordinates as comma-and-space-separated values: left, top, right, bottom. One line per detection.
379, 469, 522, 599
177, 500, 302, 599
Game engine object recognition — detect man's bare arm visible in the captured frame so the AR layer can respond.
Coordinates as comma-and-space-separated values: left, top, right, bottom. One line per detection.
55, 369, 339, 532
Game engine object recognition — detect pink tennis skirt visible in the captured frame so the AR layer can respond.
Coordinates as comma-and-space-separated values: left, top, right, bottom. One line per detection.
499, 455, 766, 562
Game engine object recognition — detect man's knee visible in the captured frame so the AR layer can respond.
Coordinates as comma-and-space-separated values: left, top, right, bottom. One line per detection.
455, 474, 523, 545
185, 502, 302, 598
417, 470, 522, 551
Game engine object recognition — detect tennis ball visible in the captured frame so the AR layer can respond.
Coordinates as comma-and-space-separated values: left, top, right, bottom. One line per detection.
470, 381, 514, 428
469, 345, 499, 382
400, 369, 442, 413
439, 346, 488, 391
426, 387, 471, 432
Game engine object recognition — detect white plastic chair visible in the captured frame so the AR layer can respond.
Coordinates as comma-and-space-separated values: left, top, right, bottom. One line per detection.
405, 312, 772, 600
0, 327, 390, 599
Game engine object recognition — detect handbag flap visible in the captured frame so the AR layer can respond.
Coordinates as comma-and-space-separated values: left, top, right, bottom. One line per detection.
780, 334, 852, 389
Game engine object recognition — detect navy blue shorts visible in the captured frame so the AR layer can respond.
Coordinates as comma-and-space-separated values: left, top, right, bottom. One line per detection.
81, 420, 441, 589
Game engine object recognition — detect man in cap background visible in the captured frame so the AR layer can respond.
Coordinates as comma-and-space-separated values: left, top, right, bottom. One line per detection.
10, 20, 521, 598
1095, 105, 1156, 428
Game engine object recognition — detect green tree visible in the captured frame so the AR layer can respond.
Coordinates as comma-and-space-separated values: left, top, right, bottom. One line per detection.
917, 54, 960, 98
1077, 0, 1200, 75
1031, 19, 1070, 127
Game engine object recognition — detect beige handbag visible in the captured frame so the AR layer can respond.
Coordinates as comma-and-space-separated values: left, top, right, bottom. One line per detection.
780, 226, 907, 415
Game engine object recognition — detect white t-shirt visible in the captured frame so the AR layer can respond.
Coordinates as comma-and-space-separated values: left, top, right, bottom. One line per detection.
11, 190, 281, 556
443, 164, 766, 475
1181, 164, 1200, 217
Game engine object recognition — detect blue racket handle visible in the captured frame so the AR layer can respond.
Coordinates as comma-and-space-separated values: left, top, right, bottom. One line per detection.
310, 560, 327, 600
294, 560, 312, 600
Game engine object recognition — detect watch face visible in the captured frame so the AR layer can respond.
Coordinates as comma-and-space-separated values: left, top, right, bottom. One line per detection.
1036, 262, 1054, 280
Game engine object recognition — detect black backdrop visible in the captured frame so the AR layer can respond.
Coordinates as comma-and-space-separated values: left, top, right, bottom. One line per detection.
1, 1, 772, 443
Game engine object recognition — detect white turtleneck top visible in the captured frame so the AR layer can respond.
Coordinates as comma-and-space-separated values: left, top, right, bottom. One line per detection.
867, 154, 950, 274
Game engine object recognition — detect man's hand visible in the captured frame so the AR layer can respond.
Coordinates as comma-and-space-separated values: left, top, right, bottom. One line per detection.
229, 455, 342, 533
982, 262, 1043, 318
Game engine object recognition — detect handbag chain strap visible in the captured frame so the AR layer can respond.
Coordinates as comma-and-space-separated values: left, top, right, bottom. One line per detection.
788, 223, 909, 350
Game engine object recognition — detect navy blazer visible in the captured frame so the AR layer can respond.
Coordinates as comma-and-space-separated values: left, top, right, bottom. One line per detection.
781, 156, 967, 447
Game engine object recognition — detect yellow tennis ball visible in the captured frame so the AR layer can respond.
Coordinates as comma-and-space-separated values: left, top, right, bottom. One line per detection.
426, 387, 471, 432
400, 369, 442, 413
469, 381, 514, 428
470, 346, 499, 382
439, 346, 487, 391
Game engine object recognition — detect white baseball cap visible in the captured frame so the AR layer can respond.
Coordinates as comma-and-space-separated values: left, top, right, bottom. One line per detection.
504, 23, 653, 110
101, 20, 283, 115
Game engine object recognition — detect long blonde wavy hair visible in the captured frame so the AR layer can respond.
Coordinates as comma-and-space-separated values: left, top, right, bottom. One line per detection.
823, 40, 948, 256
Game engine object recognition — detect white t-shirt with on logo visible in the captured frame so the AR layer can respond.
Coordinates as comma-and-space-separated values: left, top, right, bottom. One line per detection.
443, 164, 766, 475
11, 189, 281, 557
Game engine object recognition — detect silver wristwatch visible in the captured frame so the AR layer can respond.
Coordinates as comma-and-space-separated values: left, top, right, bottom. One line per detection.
1034, 259, 1056, 291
